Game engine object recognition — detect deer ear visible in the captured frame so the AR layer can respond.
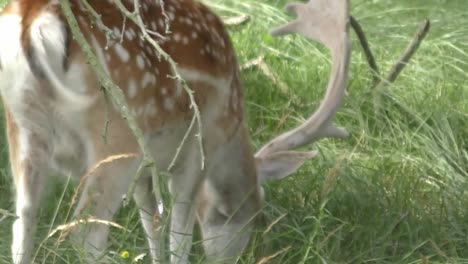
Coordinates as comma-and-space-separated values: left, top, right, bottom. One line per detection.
255, 151, 318, 184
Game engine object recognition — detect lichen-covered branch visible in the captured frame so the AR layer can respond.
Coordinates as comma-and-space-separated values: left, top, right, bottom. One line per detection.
59, 0, 163, 209
80, 0, 119, 47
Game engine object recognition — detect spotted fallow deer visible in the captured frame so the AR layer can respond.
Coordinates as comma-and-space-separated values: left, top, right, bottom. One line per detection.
0, 0, 350, 263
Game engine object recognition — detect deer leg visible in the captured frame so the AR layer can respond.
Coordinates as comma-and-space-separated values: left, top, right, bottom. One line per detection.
11, 163, 48, 264
71, 158, 135, 262
168, 143, 203, 264
133, 175, 162, 263
10, 132, 50, 264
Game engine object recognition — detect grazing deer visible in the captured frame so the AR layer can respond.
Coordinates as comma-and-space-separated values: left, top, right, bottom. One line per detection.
0, 0, 350, 263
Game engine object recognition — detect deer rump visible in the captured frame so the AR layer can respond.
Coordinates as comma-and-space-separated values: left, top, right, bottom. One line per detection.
0, 0, 351, 263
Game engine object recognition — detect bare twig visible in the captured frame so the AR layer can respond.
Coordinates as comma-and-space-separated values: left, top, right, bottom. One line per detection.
80, 0, 119, 47
373, 19, 431, 114
350, 16, 380, 84
223, 14, 250, 26
348, 16, 431, 122
381, 20, 430, 86
159, 0, 171, 34
168, 115, 197, 171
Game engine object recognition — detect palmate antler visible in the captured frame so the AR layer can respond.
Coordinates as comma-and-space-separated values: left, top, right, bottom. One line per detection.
255, 0, 351, 183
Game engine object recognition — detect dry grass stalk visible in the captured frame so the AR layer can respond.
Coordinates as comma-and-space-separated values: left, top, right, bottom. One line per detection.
223, 14, 250, 26
257, 246, 292, 264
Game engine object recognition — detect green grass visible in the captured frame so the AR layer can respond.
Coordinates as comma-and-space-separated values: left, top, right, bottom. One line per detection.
1, 0, 468, 263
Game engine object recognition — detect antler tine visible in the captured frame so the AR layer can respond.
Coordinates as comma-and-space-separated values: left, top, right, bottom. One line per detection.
255, 0, 351, 158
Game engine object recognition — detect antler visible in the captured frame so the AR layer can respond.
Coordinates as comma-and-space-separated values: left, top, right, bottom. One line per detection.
255, 0, 351, 160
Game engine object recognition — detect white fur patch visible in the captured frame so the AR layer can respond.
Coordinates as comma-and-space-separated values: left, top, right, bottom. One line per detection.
114, 43, 130, 62
29, 13, 94, 110
0, 11, 96, 176
128, 79, 137, 98
0, 15, 29, 111
136, 55, 145, 70
177, 67, 231, 96
141, 72, 156, 88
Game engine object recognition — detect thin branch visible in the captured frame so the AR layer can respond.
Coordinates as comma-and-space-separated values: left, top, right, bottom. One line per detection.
350, 16, 380, 85
158, 0, 171, 34
381, 19, 431, 86
373, 19, 431, 114
80, 0, 119, 47
119, 15, 127, 43
168, 114, 197, 171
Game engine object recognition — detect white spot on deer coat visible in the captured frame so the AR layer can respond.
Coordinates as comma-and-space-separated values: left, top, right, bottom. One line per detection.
113, 27, 120, 37
144, 99, 157, 116
136, 55, 145, 70
164, 98, 175, 111
114, 43, 130, 62
173, 33, 181, 42
125, 30, 134, 40
128, 79, 137, 98
142, 72, 156, 88
177, 67, 231, 95
158, 19, 165, 28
